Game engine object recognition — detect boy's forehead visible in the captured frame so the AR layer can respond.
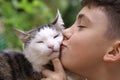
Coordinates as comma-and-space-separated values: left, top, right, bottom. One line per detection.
77, 6, 108, 25
77, 6, 97, 22
76, 8, 93, 25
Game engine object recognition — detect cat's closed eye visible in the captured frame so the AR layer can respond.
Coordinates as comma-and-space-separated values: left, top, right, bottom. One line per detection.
54, 34, 59, 38
37, 41, 44, 43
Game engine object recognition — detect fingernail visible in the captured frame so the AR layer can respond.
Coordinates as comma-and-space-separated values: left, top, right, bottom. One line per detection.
52, 58, 59, 62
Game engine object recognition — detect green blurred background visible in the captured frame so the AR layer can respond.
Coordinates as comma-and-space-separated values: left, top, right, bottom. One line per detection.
0, 0, 82, 51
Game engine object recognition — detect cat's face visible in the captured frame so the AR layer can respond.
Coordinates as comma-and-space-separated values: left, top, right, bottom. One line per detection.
29, 26, 63, 58
14, 10, 64, 59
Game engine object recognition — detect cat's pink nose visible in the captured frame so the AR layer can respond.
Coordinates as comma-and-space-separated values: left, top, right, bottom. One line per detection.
48, 45, 54, 49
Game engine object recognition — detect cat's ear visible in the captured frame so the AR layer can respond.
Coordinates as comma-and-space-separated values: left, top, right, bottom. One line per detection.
14, 28, 30, 43
52, 10, 64, 30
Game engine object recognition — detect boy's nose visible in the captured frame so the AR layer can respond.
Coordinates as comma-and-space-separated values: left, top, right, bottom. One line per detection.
63, 28, 72, 40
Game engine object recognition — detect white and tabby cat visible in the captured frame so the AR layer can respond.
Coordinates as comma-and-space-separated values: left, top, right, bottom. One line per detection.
14, 10, 64, 72
0, 10, 64, 80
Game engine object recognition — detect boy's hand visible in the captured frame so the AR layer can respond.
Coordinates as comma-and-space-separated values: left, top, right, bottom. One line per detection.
41, 58, 67, 80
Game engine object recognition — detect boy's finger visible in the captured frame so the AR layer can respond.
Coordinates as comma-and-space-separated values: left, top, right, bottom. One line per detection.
52, 58, 65, 73
42, 69, 54, 77
41, 78, 52, 80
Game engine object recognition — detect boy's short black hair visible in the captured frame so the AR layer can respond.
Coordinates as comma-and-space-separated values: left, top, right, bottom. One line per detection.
81, 0, 120, 39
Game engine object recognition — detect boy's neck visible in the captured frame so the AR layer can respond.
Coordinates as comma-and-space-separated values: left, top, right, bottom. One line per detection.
86, 62, 120, 80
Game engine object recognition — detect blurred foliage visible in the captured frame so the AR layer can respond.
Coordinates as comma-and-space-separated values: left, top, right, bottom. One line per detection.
0, 34, 8, 50
0, 0, 82, 50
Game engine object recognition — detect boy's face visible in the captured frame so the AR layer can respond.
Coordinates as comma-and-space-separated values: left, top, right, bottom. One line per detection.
61, 6, 113, 74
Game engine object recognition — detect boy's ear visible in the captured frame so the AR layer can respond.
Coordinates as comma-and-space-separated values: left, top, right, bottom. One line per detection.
103, 41, 120, 62
13, 28, 30, 43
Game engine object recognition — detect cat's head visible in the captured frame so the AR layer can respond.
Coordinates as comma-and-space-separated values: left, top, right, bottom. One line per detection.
14, 10, 64, 59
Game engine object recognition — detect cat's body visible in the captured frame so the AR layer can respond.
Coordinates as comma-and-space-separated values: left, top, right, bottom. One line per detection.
0, 50, 41, 80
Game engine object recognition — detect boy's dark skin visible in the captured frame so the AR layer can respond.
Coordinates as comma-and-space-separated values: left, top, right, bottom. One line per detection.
42, 0, 120, 80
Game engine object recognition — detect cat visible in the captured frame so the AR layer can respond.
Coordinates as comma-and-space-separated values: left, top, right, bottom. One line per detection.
0, 10, 64, 80
14, 10, 64, 72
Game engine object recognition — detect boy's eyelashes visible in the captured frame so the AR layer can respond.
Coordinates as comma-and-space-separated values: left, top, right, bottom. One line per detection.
78, 25, 86, 28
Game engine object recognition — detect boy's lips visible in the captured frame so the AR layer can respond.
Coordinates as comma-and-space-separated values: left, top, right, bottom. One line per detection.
60, 41, 68, 56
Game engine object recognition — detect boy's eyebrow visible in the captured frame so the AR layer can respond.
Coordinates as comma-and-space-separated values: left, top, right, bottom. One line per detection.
77, 13, 92, 24
77, 14, 84, 19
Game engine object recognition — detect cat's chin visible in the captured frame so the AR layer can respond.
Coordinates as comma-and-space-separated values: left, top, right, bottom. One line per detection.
49, 52, 60, 59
